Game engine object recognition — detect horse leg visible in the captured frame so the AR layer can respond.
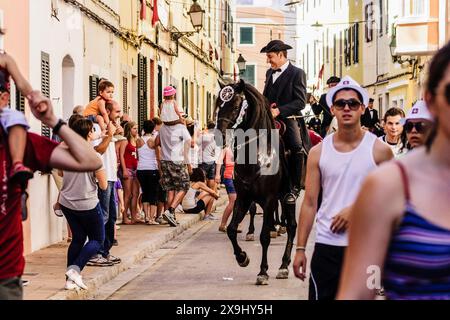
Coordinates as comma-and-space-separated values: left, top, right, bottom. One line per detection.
278, 200, 287, 235
227, 196, 252, 267
276, 197, 297, 279
246, 202, 256, 241
256, 198, 278, 285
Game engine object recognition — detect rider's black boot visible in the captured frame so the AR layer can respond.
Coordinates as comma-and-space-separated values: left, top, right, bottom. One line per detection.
290, 151, 305, 196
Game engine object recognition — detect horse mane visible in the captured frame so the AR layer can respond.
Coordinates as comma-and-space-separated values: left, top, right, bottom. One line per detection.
243, 83, 275, 130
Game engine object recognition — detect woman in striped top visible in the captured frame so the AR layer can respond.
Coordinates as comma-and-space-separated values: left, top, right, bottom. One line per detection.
336, 42, 450, 300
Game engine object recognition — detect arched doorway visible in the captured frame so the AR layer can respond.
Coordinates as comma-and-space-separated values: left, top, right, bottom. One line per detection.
62, 55, 75, 120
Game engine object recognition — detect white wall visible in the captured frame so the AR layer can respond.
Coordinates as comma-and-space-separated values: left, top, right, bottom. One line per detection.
28, 0, 84, 251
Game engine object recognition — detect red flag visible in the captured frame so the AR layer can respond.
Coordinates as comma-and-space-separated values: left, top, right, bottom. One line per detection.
140, 0, 146, 20
152, 0, 159, 26
316, 64, 324, 89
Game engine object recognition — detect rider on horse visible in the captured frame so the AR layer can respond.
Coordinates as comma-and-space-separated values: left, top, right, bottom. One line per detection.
261, 40, 310, 202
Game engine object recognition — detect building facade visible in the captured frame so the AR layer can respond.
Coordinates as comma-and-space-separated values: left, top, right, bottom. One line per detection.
236, 0, 286, 92
0, 0, 236, 254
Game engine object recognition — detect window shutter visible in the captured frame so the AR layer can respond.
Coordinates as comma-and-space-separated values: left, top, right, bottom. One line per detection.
41, 52, 51, 138
15, 86, 25, 113
353, 23, 359, 64
138, 54, 148, 131
89, 75, 99, 101
122, 76, 128, 114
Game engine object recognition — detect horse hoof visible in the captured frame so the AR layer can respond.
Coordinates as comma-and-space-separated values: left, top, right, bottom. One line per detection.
270, 231, 278, 238
245, 234, 255, 241
256, 275, 269, 285
278, 226, 287, 235
276, 268, 289, 279
237, 252, 250, 267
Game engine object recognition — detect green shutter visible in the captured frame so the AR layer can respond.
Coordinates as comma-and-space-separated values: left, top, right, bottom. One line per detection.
242, 65, 255, 86
138, 54, 148, 131
240, 27, 253, 44
41, 52, 51, 138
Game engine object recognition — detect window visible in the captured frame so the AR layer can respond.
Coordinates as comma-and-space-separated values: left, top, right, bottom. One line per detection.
333, 34, 337, 75
137, 54, 148, 131
239, 27, 254, 45
352, 23, 359, 64
89, 75, 99, 101
241, 64, 256, 86
412, 0, 425, 16
403, 0, 426, 17
365, 2, 374, 43
379, 0, 383, 37
122, 77, 128, 114
15, 87, 25, 113
344, 28, 351, 66
41, 51, 51, 138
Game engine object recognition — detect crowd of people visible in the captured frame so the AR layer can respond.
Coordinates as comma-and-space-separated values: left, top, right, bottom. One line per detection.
1, 29, 449, 300
54, 84, 234, 290
294, 42, 450, 300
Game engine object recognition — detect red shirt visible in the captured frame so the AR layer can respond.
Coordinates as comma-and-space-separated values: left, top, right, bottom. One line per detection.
124, 141, 138, 170
308, 130, 323, 147
0, 130, 58, 280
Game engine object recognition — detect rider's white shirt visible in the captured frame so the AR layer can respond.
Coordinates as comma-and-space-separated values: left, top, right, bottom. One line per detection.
272, 61, 290, 83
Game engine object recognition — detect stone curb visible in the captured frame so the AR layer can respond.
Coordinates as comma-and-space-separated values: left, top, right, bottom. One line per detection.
47, 193, 227, 300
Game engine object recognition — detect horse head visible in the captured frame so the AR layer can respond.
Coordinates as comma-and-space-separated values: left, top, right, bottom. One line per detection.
215, 79, 273, 147
215, 79, 247, 141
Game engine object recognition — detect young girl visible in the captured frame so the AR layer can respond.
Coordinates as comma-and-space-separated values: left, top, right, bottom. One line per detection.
119, 121, 141, 224
83, 80, 114, 133
159, 86, 183, 126
215, 147, 236, 232
182, 168, 219, 219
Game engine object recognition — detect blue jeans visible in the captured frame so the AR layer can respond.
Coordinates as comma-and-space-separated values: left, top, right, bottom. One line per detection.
61, 203, 104, 271
97, 181, 117, 257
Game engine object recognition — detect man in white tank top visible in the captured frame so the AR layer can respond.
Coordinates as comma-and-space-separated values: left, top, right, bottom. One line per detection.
292, 76, 394, 300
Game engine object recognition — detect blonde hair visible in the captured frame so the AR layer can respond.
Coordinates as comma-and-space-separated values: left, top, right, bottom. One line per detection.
124, 121, 138, 141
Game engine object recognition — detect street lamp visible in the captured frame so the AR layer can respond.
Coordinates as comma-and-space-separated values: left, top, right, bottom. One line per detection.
188, 0, 205, 32
389, 29, 416, 65
170, 0, 205, 56
237, 54, 247, 74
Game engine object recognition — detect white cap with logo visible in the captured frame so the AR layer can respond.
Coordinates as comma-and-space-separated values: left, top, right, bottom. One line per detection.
326, 75, 369, 108
401, 100, 434, 125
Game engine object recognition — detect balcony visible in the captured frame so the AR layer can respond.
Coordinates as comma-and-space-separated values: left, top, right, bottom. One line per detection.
394, 16, 439, 56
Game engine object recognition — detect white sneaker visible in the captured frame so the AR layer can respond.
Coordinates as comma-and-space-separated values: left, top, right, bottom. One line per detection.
65, 269, 88, 290
163, 210, 177, 227
64, 279, 79, 290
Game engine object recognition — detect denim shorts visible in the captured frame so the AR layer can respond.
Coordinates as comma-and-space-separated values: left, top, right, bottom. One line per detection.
223, 178, 236, 194
126, 168, 137, 179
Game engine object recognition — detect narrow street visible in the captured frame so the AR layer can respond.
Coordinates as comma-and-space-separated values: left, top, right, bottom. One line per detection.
96, 196, 313, 300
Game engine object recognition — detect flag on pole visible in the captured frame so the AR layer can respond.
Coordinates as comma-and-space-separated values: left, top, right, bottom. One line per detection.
316, 64, 324, 90
140, 0, 146, 20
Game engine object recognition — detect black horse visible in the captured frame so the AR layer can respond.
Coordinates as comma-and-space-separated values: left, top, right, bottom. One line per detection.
215, 79, 308, 285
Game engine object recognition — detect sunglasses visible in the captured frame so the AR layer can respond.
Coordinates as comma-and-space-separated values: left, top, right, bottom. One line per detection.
333, 99, 362, 110
404, 121, 429, 133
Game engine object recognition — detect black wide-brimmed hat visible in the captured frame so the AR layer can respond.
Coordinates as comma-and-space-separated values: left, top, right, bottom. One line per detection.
260, 40, 293, 53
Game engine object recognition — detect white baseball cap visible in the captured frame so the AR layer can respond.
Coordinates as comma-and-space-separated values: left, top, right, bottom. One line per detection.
400, 100, 434, 125
326, 75, 369, 108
